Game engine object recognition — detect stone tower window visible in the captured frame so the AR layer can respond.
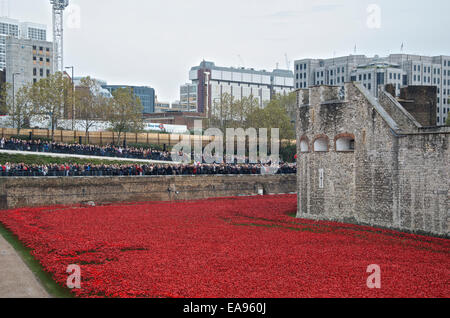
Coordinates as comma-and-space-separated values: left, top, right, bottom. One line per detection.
335, 133, 356, 152
313, 136, 329, 152
300, 137, 310, 153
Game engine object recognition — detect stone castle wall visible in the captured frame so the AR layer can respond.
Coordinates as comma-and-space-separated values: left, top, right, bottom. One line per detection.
0, 174, 296, 210
296, 82, 449, 237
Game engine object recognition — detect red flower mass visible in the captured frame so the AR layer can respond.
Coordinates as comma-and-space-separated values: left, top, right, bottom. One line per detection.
0, 195, 448, 298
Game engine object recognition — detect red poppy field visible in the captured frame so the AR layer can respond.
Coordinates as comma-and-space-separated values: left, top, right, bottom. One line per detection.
0, 194, 448, 298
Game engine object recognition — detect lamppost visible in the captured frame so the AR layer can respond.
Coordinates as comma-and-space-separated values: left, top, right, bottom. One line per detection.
65, 66, 75, 130
12, 72, 20, 128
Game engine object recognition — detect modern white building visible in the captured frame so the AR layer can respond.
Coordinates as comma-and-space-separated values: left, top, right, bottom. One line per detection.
188, 61, 294, 116
295, 54, 450, 126
0, 17, 47, 70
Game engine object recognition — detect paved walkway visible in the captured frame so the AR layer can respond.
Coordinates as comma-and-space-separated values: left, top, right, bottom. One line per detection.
0, 235, 49, 298
0, 149, 180, 164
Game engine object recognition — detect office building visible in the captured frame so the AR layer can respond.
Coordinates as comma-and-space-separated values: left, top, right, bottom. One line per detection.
294, 54, 450, 125
179, 83, 198, 112
188, 61, 294, 115
5, 37, 53, 93
102, 85, 156, 114
0, 17, 47, 70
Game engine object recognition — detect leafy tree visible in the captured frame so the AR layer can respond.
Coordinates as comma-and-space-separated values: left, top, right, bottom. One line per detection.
75, 77, 110, 141
246, 97, 295, 141
0, 82, 9, 115
106, 87, 144, 145
446, 112, 450, 126
30, 72, 72, 140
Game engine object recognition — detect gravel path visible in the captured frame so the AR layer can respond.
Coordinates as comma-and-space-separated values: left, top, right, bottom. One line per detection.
0, 235, 49, 298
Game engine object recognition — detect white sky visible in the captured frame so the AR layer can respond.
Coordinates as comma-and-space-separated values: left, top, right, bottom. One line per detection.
6, 0, 450, 102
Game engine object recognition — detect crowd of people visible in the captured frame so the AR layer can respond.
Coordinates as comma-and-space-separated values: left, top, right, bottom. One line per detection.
0, 137, 172, 161
0, 162, 296, 177
0, 136, 296, 177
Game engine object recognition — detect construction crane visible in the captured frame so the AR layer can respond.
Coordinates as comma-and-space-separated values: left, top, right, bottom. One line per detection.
50, 0, 69, 73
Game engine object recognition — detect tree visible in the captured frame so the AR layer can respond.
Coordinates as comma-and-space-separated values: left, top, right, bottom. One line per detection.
446, 112, 450, 126
106, 87, 144, 145
30, 72, 72, 140
209, 93, 260, 132
246, 97, 295, 141
75, 77, 110, 142
7, 84, 35, 132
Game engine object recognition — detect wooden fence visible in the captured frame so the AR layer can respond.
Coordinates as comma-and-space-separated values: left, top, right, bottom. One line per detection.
0, 128, 215, 147
0, 128, 297, 148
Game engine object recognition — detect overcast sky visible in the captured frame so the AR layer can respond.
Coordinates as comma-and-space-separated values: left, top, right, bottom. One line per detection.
5, 0, 450, 102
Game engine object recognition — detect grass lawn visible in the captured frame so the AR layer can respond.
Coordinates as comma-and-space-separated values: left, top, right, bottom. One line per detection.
0, 153, 157, 166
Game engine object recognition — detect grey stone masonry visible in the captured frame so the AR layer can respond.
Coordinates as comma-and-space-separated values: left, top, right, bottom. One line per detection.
296, 82, 449, 237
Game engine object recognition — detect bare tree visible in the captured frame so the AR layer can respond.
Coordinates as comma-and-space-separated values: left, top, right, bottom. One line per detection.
105, 87, 144, 145
76, 77, 110, 142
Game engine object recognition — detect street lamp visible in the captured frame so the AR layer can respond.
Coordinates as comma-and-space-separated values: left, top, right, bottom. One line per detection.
204, 71, 210, 116
12, 72, 20, 128
65, 66, 75, 130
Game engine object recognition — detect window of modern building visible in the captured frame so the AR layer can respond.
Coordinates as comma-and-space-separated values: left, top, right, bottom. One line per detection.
46, 69, 50, 77
33, 68, 36, 76
40, 68, 43, 76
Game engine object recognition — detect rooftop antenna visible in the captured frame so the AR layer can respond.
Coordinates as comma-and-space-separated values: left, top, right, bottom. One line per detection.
354, 45, 357, 54
237, 55, 245, 68
284, 53, 291, 70
50, 0, 69, 73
